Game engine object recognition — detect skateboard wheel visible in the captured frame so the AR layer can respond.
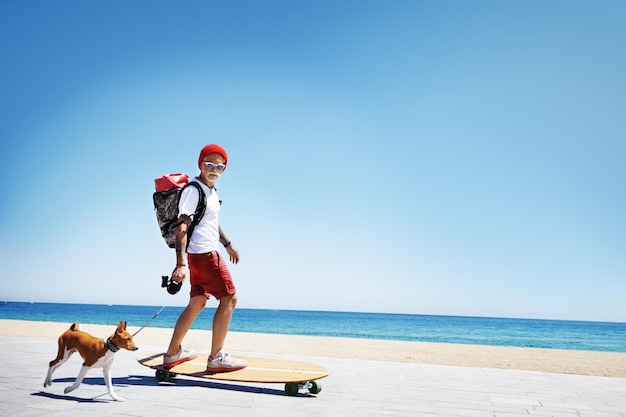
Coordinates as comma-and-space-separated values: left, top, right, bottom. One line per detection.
308, 380, 322, 394
284, 383, 299, 396
155, 369, 169, 382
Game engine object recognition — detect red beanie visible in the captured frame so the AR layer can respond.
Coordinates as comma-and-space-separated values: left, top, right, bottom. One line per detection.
198, 144, 228, 169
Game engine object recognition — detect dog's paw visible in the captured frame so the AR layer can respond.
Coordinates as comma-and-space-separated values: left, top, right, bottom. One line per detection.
111, 395, 124, 402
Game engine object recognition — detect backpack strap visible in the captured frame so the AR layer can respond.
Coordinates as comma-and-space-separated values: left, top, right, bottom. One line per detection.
182, 181, 207, 248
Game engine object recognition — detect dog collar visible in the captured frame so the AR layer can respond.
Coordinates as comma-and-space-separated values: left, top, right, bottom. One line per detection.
105, 337, 120, 352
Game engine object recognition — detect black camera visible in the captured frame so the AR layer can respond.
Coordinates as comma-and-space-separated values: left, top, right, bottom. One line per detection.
161, 275, 182, 295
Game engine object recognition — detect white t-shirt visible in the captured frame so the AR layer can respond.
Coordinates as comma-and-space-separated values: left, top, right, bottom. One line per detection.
177, 179, 221, 254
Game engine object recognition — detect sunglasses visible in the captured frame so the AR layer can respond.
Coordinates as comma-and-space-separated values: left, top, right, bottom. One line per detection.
204, 162, 226, 171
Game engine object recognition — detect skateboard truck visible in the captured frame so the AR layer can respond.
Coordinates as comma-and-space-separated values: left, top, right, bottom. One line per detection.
284, 381, 322, 396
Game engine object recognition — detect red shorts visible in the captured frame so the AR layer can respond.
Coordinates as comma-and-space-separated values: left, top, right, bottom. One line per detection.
188, 251, 236, 300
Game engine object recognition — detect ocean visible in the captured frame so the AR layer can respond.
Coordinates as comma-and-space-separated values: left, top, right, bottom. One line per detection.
1, 302, 625, 353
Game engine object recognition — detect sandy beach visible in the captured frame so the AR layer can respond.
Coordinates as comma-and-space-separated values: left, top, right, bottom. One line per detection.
2, 319, 625, 378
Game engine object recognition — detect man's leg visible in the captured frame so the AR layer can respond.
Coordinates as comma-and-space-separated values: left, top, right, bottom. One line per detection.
167, 295, 206, 355
210, 293, 238, 357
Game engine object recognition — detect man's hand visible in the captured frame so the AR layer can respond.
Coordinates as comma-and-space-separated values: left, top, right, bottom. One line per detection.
226, 245, 240, 264
171, 265, 187, 283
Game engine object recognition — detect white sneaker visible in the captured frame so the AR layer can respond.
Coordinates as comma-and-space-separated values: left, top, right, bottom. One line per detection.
206, 350, 247, 372
163, 346, 197, 368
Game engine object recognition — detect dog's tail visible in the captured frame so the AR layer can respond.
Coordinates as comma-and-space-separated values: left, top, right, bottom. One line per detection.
69, 323, 80, 331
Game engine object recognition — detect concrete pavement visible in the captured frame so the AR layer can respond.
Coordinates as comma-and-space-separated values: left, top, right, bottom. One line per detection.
1, 335, 625, 417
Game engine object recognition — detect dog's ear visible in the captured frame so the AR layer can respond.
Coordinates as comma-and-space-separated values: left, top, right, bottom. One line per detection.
117, 321, 125, 332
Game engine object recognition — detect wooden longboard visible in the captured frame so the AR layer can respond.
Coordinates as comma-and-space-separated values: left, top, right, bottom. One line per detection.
137, 353, 328, 395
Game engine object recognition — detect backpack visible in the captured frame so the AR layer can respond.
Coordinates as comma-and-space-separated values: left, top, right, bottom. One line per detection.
153, 173, 206, 249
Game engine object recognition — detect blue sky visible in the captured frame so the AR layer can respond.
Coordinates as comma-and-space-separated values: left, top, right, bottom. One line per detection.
1, 0, 624, 322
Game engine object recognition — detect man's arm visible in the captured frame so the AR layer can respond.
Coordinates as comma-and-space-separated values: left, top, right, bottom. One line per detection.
219, 226, 240, 264
218, 226, 230, 248
172, 215, 192, 282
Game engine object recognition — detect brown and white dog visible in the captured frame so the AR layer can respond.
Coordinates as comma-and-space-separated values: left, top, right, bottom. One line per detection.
44, 321, 138, 401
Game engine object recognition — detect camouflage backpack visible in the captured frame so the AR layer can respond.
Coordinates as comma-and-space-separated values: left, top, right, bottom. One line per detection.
153, 173, 206, 249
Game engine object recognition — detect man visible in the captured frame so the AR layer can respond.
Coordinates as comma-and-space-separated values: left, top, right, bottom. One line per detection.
163, 143, 247, 372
